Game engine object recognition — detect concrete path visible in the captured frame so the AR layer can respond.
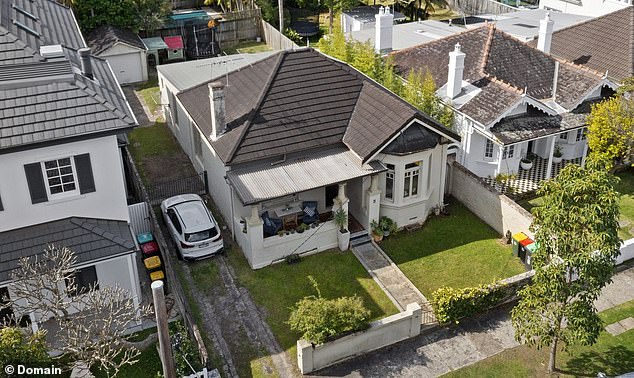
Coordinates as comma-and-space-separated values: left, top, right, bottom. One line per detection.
351, 242, 434, 321
311, 264, 634, 377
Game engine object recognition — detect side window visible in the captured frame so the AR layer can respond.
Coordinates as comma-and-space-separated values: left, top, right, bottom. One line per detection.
167, 208, 182, 234
24, 154, 95, 204
484, 139, 494, 159
385, 164, 394, 201
66, 266, 99, 297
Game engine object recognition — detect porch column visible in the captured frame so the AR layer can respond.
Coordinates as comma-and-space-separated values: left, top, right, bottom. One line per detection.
545, 136, 556, 179
496, 144, 504, 176
581, 141, 589, 168
246, 204, 264, 267
128, 253, 143, 326
334, 183, 349, 230
367, 175, 381, 233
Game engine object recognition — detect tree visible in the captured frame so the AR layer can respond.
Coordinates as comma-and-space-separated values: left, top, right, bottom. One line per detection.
511, 158, 621, 373
398, 0, 448, 21
323, 0, 355, 34
0, 327, 50, 369
587, 93, 634, 168
3, 245, 153, 376
72, 0, 136, 32
130, 0, 171, 32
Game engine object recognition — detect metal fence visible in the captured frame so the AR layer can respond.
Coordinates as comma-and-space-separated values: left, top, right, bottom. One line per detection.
145, 172, 208, 206
123, 147, 210, 368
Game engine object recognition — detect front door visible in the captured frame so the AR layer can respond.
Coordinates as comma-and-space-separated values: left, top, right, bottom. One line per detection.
527, 140, 534, 155
325, 185, 338, 208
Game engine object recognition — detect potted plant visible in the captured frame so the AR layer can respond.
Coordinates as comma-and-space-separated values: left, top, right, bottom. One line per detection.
379, 216, 397, 237
552, 143, 563, 164
334, 207, 350, 251
520, 154, 533, 170
296, 223, 309, 234
370, 220, 383, 242
277, 230, 285, 237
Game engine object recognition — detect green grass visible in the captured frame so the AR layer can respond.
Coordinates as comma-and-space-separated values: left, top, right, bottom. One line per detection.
227, 248, 399, 364
381, 201, 526, 298
92, 327, 161, 378
518, 168, 634, 240
127, 122, 180, 183
443, 299, 634, 377
223, 41, 272, 55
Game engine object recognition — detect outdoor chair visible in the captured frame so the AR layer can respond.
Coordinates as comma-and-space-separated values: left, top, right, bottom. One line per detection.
301, 201, 319, 225
261, 211, 282, 237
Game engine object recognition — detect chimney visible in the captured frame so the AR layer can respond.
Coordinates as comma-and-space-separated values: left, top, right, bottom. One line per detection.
78, 47, 93, 79
374, 6, 393, 53
447, 43, 466, 99
208, 82, 226, 141
537, 12, 554, 53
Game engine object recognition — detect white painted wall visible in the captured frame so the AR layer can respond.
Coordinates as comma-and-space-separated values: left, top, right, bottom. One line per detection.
539, 0, 631, 17
616, 238, 634, 265
297, 303, 422, 374
0, 135, 129, 232
99, 42, 148, 84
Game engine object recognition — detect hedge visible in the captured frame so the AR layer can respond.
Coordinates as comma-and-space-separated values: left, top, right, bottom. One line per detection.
431, 283, 507, 324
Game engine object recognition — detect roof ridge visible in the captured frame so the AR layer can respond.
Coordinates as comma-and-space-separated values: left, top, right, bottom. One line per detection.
389, 24, 490, 56
487, 75, 524, 94
70, 217, 133, 249
74, 78, 135, 124
225, 51, 286, 163
479, 23, 496, 76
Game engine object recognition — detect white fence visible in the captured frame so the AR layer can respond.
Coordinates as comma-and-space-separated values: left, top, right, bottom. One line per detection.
617, 238, 634, 265
128, 202, 151, 235
261, 20, 299, 51
297, 303, 421, 374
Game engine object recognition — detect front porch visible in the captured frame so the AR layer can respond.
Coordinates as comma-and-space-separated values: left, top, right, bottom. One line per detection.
484, 156, 583, 195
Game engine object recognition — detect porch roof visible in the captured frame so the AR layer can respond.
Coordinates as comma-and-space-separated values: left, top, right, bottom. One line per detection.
227, 148, 386, 205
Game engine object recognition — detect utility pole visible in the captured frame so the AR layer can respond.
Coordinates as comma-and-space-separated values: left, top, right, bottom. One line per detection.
152, 280, 176, 378
278, 0, 284, 32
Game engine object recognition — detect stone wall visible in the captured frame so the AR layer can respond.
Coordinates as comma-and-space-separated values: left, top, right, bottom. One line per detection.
450, 162, 534, 238
297, 303, 422, 374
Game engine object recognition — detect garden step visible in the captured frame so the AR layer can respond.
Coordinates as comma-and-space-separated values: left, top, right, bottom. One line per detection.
350, 234, 371, 247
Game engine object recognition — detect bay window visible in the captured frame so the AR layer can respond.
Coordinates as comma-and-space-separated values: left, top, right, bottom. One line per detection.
403, 162, 420, 198
385, 164, 394, 200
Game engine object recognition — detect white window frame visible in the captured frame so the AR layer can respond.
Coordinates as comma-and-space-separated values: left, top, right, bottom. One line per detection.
559, 132, 568, 140
576, 128, 587, 142
503, 145, 515, 159
384, 164, 395, 201
403, 162, 420, 199
484, 139, 494, 159
42, 157, 79, 199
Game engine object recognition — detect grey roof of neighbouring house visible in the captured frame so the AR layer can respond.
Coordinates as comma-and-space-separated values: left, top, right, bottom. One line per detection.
390, 24, 607, 128
86, 25, 146, 55
0, 0, 86, 66
528, 7, 634, 83
343, 6, 406, 23
177, 48, 460, 166
158, 51, 275, 92
0, 217, 136, 283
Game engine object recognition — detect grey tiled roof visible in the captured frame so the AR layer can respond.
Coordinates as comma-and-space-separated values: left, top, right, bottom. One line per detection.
178, 49, 460, 165
530, 7, 634, 83
343, 6, 406, 23
391, 25, 605, 125
86, 26, 146, 55
0, 0, 85, 65
0, 217, 135, 283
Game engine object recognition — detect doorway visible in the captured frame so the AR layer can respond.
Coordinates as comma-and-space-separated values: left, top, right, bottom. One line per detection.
325, 184, 338, 208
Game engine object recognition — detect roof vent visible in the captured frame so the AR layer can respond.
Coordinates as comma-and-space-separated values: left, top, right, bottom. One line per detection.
39, 44, 64, 59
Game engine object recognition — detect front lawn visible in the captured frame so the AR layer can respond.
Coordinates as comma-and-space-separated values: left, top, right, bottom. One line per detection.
227, 249, 399, 363
443, 300, 634, 377
518, 168, 634, 240
381, 201, 526, 298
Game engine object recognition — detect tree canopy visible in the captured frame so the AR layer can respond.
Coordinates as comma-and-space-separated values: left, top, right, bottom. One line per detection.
0, 327, 50, 370
511, 157, 621, 373
72, 0, 170, 32
587, 90, 634, 168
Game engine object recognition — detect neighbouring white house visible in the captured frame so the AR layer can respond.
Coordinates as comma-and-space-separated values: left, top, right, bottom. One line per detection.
0, 0, 141, 326
539, 0, 631, 17
391, 14, 617, 191
86, 25, 149, 84
157, 49, 460, 269
341, 5, 406, 34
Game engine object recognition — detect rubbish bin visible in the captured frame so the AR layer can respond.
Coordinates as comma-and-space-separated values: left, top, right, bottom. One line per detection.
136, 232, 154, 245
519, 237, 534, 263
141, 241, 160, 257
512, 232, 528, 257
525, 242, 538, 267
149, 270, 165, 282
143, 255, 162, 271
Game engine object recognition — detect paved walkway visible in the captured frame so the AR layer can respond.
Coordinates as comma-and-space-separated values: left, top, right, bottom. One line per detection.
352, 242, 434, 321
311, 264, 634, 377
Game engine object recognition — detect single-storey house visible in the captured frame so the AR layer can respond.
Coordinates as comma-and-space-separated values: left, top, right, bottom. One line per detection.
157, 49, 459, 269
341, 5, 406, 33
539, 0, 631, 17
86, 25, 149, 84
391, 17, 617, 192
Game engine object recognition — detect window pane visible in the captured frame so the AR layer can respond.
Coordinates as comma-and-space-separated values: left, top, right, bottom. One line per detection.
58, 158, 71, 166
60, 166, 72, 175
44, 161, 57, 169
43, 157, 76, 195
48, 177, 61, 186
412, 172, 419, 196
50, 186, 63, 194
404, 175, 410, 198
385, 173, 393, 200
63, 183, 76, 191
62, 174, 74, 183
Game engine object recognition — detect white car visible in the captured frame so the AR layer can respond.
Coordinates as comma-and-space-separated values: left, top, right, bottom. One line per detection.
160, 194, 223, 260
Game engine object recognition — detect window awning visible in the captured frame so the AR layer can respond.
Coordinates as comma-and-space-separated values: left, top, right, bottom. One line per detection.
227, 148, 386, 205
164, 36, 184, 50
141, 37, 168, 51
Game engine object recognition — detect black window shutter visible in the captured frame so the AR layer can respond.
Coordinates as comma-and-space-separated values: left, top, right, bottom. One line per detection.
74, 154, 96, 194
24, 163, 48, 204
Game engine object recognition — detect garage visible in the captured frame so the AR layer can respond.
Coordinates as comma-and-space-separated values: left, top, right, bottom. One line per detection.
86, 25, 148, 85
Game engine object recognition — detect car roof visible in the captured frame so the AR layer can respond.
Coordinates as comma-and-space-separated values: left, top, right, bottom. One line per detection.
172, 200, 215, 232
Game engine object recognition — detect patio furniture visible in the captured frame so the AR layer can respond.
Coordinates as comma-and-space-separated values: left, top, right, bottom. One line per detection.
274, 204, 302, 230
301, 201, 319, 225
262, 211, 282, 237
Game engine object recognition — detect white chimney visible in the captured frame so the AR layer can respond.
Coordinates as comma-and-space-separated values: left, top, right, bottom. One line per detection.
537, 12, 554, 54
208, 82, 226, 141
447, 43, 466, 99
375, 6, 393, 53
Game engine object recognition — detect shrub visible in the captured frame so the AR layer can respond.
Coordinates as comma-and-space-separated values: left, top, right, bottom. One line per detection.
431, 283, 507, 324
288, 276, 371, 344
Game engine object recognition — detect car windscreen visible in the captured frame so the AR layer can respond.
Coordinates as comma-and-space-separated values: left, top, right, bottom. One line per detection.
185, 227, 218, 242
